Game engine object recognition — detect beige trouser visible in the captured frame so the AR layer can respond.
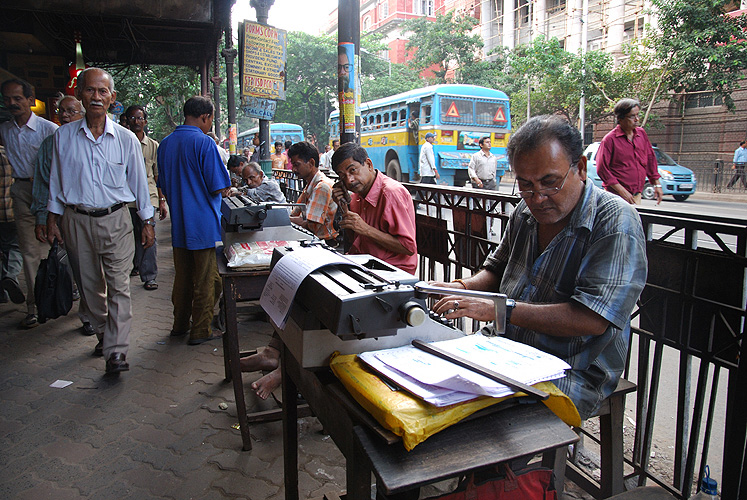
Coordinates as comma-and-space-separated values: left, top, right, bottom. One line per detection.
61, 206, 134, 359
10, 180, 49, 314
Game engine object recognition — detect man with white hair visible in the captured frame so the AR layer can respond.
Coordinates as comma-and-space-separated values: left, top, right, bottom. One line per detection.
46, 67, 155, 375
240, 162, 286, 203
31, 95, 93, 335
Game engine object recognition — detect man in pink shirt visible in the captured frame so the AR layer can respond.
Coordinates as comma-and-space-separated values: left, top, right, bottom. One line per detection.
331, 142, 417, 274
596, 98, 663, 205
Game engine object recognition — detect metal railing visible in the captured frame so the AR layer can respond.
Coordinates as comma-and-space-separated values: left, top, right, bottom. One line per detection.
691, 162, 747, 193
277, 173, 746, 498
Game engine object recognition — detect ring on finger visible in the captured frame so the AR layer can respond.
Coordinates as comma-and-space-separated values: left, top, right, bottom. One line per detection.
453, 301, 459, 310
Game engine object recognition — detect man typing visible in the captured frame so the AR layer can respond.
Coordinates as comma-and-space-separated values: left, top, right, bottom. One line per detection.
430, 116, 647, 420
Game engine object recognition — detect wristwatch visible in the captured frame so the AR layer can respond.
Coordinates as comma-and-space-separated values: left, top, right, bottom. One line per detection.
145, 219, 156, 227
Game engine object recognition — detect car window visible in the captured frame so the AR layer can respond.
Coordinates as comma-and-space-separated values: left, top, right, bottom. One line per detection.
654, 148, 677, 166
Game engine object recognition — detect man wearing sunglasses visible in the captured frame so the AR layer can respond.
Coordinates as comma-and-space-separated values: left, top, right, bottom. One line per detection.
430, 115, 647, 421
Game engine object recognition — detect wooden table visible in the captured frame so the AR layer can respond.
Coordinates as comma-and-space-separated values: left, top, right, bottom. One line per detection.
280, 342, 580, 500
217, 249, 270, 451
218, 226, 314, 451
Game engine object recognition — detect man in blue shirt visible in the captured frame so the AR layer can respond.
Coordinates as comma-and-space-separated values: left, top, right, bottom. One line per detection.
431, 116, 647, 420
726, 141, 747, 189
157, 96, 230, 345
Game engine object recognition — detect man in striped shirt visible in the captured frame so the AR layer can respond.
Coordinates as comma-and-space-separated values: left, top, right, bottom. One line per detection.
431, 116, 647, 420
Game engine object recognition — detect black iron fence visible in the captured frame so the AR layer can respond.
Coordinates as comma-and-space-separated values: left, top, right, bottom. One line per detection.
277, 172, 746, 499
692, 162, 747, 193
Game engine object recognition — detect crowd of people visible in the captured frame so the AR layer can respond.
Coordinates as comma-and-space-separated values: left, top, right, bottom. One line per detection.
1, 69, 652, 425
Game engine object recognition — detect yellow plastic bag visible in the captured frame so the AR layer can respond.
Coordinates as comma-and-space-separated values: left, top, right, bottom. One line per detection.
329, 352, 581, 451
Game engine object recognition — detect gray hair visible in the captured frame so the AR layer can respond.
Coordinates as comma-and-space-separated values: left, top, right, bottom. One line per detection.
56, 94, 85, 115
507, 115, 583, 169
77, 67, 115, 93
613, 98, 640, 122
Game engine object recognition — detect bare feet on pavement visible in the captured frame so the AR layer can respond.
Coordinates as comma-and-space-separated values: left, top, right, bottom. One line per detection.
239, 346, 279, 373
251, 368, 281, 400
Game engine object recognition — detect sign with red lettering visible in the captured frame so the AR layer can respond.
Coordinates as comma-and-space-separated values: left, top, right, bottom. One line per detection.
445, 101, 460, 118
240, 21, 287, 100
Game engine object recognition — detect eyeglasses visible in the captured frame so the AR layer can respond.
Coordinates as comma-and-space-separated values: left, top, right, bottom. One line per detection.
129, 116, 146, 122
59, 108, 81, 116
516, 163, 575, 199
338, 63, 353, 72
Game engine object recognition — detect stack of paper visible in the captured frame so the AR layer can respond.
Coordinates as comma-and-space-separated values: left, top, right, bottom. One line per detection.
358, 334, 571, 407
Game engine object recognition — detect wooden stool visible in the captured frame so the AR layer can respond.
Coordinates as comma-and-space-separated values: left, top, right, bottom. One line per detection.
567, 378, 637, 498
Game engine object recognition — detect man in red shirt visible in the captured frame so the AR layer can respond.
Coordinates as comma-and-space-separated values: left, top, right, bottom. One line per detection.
331, 142, 417, 274
596, 98, 663, 205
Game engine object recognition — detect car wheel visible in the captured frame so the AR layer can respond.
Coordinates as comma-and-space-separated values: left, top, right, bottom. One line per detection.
641, 183, 655, 200
673, 194, 689, 202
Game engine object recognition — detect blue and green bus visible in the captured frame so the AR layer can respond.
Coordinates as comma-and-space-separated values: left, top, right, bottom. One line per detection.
329, 85, 511, 186
236, 122, 305, 151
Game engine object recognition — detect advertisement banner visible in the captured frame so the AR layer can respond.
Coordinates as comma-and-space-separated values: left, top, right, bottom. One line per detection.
338, 42, 356, 135
242, 96, 277, 120
241, 21, 287, 100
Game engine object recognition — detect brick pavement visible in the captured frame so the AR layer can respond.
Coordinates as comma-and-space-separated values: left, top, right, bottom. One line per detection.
0, 221, 347, 500
0, 220, 595, 500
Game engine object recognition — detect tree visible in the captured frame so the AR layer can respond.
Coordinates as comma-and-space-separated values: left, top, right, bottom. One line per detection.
485, 37, 631, 127
646, 0, 747, 111
360, 61, 423, 102
105, 64, 200, 141
401, 12, 484, 83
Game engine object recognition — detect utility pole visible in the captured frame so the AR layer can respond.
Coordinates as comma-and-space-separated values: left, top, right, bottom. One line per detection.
223, 25, 238, 153
338, 0, 360, 145
212, 40, 222, 140
251, 0, 275, 163
579, 0, 589, 143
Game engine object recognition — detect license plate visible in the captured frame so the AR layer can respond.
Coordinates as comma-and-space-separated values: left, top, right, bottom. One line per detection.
679, 183, 693, 190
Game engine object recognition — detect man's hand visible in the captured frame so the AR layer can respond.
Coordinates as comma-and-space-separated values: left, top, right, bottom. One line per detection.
331, 181, 350, 214
434, 169, 440, 180
158, 199, 168, 220
432, 294, 495, 322
338, 211, 369, 234
472, 178, 483, 188
654, 186, 663, 205
141, 224, 155, 249
46, 213, 63, 245
35, 224, 48, 243
611, 183, 636, 204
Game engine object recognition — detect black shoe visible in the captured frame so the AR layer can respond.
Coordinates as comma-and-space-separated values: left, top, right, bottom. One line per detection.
105, 353, 129, 374
19, 314, 38, 329
130, 268, 139, 277
188, 333, 222, 345
93, 341, 103, 357
81, 322, 95, 336
170, 329, 189, 337
1, 278, 25, 304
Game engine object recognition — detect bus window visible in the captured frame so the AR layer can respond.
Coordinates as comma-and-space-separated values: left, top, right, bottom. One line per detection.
399, 109, 406, 126
383, 112, 390, 128
476, 100, 508, 127
422, 105, 432, 124
391, 111, 397, 125
376, 114, 382, 129
440, 97, 473, 125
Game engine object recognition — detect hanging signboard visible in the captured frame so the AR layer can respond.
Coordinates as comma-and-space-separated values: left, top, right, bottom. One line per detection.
242, 96, 277, 120
239, 21, 287, 100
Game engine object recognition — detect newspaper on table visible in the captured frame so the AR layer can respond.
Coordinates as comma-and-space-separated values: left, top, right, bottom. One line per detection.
224, 240, 301, 270
358, 333, 571, 407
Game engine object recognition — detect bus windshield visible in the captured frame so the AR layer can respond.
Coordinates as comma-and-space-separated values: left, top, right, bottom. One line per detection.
440, 96, 509, 129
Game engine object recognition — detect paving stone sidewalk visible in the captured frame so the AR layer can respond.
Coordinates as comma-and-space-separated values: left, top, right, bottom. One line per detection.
0, 221, 347, 500
0, 220, 594, 500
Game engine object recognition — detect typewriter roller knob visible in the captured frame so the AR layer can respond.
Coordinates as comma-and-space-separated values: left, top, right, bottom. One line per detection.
400, 301, 426, 327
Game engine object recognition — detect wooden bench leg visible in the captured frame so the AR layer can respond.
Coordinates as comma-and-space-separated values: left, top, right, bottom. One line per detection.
600, 392, 626, 497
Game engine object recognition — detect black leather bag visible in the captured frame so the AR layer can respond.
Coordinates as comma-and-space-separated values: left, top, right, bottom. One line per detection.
34, 240, 73, 323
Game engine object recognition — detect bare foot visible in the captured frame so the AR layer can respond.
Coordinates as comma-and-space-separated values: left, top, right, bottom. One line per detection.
251, 367, 281, 400
240, 346, 280, 373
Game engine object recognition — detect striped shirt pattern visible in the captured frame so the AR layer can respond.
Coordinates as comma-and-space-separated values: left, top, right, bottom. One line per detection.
483, 180, 647, 419
295, 170, 338, 241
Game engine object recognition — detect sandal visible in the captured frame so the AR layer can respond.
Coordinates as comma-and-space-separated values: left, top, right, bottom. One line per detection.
144, 280, 158, 290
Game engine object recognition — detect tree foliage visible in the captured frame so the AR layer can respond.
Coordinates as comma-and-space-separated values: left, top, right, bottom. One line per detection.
473, 37, 630, 127
402, 12, 484, 83
646, 0, 747, 109
105, 64, 200, 141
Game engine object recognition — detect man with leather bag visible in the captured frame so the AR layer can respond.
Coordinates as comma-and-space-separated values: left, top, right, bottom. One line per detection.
34, 239, 73, 323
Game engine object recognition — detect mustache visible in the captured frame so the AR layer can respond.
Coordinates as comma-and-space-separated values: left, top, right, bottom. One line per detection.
7, 105, 20, 111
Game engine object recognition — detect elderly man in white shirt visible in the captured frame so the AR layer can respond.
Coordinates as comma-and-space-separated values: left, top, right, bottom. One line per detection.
0, 77, 58, 328
46, 68, 155, 375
